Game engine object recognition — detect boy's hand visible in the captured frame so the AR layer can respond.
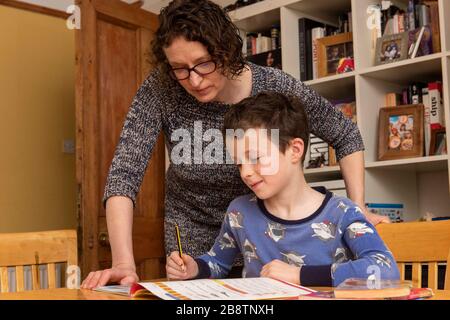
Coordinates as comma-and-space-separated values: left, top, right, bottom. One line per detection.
260, 260, 301, 285
166, 251, 199, 280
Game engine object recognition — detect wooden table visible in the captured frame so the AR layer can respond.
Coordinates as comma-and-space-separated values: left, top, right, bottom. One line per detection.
1, 288, 449, 300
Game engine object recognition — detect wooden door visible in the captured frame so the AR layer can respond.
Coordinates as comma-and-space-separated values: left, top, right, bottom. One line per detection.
75, 0, 165, 281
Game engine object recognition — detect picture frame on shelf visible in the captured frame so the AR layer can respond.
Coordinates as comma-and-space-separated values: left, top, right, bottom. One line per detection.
378, 104, 424, 161
246, 48, 282, 69
429, 127, 447, 156
316, 32, 354, 78
374, 31, 409, 66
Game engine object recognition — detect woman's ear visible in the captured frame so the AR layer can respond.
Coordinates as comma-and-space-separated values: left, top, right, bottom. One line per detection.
289, 138, 305, 164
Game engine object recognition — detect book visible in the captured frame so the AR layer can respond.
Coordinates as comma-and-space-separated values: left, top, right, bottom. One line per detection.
298, 287, 434, 300
408, 26, 428, 59
335, 278, 412, 299
422, 86, 431, 155
311, 27, 325, 80
94, 277, 316, 300
424, 0, 440, 53
298, 18, 327, 81
385, 92, 402, 107
428, 81, 444, 129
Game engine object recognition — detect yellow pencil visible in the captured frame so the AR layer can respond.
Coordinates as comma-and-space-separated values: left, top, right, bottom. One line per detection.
175, 224, 183, 257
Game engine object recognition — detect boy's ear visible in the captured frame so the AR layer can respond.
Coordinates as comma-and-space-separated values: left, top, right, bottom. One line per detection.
289, 138, 305, 163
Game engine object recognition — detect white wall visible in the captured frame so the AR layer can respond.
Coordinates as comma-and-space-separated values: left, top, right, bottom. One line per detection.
418, 171, 450, 219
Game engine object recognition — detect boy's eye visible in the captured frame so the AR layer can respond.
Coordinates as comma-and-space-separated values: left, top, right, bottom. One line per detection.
249, 156, 261, 164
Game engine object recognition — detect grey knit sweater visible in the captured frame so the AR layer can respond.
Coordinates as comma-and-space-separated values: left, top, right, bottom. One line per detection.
103, 62, 364, 258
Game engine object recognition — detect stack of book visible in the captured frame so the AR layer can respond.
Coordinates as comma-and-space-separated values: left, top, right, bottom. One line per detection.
298, 278, 434, 300
368, 0, 441, 60
244, 25, 280, 57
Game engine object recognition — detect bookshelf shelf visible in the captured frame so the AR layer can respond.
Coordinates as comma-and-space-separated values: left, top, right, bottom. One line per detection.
234, 0, 450, 220
228, 0, 296, 22
305, 72, 355, 99
304, 166, 342, 182
228, 0, 296, 32
358, 53, 443, 83
304, 70, 355, 86
286, 0, 351, 25
365, 155, 449, 173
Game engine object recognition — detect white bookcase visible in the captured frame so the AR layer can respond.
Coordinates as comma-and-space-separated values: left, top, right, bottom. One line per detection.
228, 0, 450, 221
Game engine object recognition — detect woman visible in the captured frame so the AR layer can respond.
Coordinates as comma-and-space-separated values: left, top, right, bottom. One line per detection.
81, 0, 387, 289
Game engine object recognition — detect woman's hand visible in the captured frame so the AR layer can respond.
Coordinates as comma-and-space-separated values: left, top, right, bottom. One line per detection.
363, 207, 391, 225
80, 264, 139, 289
260, 259, 300, 285
166, 251, 199, 280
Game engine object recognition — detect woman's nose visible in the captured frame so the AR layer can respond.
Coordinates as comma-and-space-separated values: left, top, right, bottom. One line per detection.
189, 71, 202, 87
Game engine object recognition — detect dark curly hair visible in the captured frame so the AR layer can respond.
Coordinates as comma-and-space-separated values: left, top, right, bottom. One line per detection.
224, 92, 310, 164
151, 0, 247, 82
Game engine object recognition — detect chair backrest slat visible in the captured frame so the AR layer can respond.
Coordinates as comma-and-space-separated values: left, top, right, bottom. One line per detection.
31, 265, 40, 290
398, 262, 405, 280
377, 220, 450, 290
428, 262, 438, 290
0, 267, 9, 293
411, 263, 422, 288
0, 230, 77, 293
47, 263, 56, 289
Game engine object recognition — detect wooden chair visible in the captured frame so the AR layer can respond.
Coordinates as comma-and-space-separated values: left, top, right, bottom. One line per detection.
0, 230, 77, 293
377, 220, 450, 290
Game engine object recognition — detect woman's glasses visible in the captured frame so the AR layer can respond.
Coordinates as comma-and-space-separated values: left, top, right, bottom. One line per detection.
169, 60, 217, 81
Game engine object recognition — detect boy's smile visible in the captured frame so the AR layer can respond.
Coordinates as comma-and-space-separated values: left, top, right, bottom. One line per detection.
227, 128, 297, 200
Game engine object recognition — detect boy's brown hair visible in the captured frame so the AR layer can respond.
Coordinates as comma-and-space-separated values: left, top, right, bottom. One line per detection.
151, 0, 246, 82
223, 91, 310, 164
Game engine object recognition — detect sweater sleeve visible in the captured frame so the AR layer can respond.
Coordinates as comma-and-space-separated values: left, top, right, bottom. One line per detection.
102, 71, 164, 207
332, 206, 400, 286
194, 210, 240, 279
279, 70, 365, 161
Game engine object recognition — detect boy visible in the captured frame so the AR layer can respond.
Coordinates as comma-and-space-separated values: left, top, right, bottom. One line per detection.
166, 92, 399, 286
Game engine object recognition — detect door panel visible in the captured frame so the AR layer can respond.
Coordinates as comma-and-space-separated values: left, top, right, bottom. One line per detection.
76, 0, 165, 281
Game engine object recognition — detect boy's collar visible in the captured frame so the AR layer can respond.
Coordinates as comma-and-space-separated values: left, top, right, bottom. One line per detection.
256, 187, 332, 225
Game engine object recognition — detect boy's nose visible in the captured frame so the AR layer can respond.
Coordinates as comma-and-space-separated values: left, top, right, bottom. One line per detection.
240, 163, 255, 179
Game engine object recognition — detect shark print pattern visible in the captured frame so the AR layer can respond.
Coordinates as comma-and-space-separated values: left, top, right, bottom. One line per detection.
219, 232, 236, 250
331, 247, 349, 279
243, 239, 258, 263
281, 251, 306, 267
228, 211, 244, 229
347, 222, 374, 239
208, 261, 222, 276
311, 221, 336, 241
265, 222, 286, 242
337, 201, 350, 213
372, 253, 392, 269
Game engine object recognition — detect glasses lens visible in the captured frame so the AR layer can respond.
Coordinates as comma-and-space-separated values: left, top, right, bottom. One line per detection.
170, 68, 190, 80
194, 61, 216, 75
